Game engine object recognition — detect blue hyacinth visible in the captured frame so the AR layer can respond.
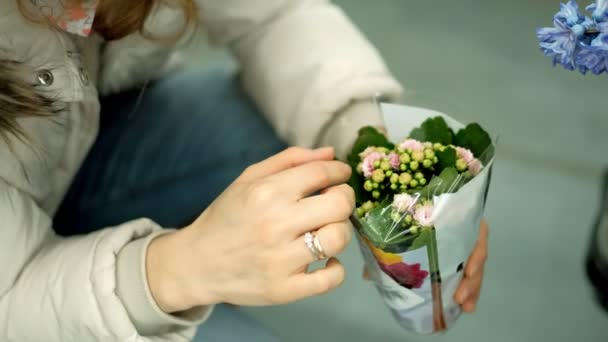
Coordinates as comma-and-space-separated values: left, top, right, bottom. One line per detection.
577, 22, 608, 73
537, 0, 608, 74
587, 0, 608, 22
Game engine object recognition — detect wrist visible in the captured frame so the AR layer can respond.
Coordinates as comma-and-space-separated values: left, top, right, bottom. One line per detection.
146, 227, 222, 313
146, 230, 197, 313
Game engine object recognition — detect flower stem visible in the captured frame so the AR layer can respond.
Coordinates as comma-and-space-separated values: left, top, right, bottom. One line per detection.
427, 227, 447, 332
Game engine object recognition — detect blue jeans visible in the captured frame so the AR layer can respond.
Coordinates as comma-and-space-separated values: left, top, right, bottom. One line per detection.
53, 68, 286, 341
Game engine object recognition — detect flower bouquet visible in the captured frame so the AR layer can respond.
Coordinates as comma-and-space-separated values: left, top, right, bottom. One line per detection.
537, 0, 608, 74
348, 104, 495, 334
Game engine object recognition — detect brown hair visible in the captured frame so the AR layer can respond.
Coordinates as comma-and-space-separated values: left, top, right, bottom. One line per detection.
1, 0, 197, 142
93, 0, 198, 41
16, 0, 198, 41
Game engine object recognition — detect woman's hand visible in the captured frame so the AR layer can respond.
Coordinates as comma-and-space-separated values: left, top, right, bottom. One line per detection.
146, 147, 355, 313
454, 219, 489, 312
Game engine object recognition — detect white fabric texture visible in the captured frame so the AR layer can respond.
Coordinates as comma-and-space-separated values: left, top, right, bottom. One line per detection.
0, 0, 402, 340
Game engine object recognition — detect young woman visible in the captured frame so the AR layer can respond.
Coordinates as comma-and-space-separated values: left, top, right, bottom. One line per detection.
0, 0, 489, 340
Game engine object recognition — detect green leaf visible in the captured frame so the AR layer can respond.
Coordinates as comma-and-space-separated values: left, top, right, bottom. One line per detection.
435, 146, 457, 172
410, 227, 432, 250
415, 166, 464, 198
357, 203, 417, 253
346, 126, 394, 204
454, 123, 492, 159
409, 116, 454, 145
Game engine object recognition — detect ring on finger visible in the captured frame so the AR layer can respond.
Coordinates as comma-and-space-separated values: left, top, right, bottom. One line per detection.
304, 231, 326, 261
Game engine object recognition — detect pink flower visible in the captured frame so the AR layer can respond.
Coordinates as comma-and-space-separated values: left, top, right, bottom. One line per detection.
393, 193, 416, 212
362, 152, 385, 178
358, 147, 376, 159
388, 152, 400, 170
468, 159, 482, 176
379, 261, 429, 289
400, 139, 424, 152
413, 204, 434, 227
455, 147, 475, 164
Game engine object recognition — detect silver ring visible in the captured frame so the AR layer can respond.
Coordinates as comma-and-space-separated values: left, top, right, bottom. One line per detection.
313, 234, 327, 260
304, 232, 325, 261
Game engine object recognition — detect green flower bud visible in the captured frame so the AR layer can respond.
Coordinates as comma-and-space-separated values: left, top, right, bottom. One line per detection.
410, 179, 419, 188
433, 143, 443, 151
424, 149, 435, 159
380, 184, 386, 190
372, 169, 385, 183
424, 142, 433, 149
456, 158, 467, 171
400, 153, 411, 164
385, 170, 393, 177
397, 148, 405, 154
422, 199, 433, 206
410, 225, 419, 234
399, 172, 412, 185
364, 180, 373, 192
372, 190, 381, 199
400, 185, 408, 192
423, 159, 433, 168
409, 161, 420, 171
405, 214, 413, 224
380, 160, 391, 171
357, 163, 363, 174
372, 182, 379, 189
373, 160, 380, 168
390, 173, 399, 184
356, 207, 364, 217
419, 178, 427, 185
390, 183, 398, 190
400, 163, 407, 171
415, 172, 424, 180
377, 147, 389, 154
412, 151, 424, 162
433, 156, 438, 163
390, 211, 401, 222
362, 201, 374, 212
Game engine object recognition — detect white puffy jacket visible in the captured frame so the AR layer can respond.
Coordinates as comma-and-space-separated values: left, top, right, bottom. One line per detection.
0, 0, 402, 341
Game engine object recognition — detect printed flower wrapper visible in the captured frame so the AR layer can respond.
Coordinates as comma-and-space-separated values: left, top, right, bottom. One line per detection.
351, 104, 495, 334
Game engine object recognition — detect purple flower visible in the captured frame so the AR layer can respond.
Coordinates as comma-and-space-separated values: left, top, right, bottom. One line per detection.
587, 0, 608, 22
577, 22, 608, 74
537, 1, 595, 70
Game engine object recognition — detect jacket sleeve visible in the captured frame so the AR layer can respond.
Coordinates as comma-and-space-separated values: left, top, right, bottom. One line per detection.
196, 0, 403, 152
0, 179, 210, 342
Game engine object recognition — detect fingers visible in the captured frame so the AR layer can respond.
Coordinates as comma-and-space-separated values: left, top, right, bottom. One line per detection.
288, 220, 353, 266
465, 220, 489, 278
455, 220, 489, 312
239, 147, 335, 182
278, 257, 345, 302
455, 265, 485, 312
289, 184, 355, 235
268, 160, 352, 198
